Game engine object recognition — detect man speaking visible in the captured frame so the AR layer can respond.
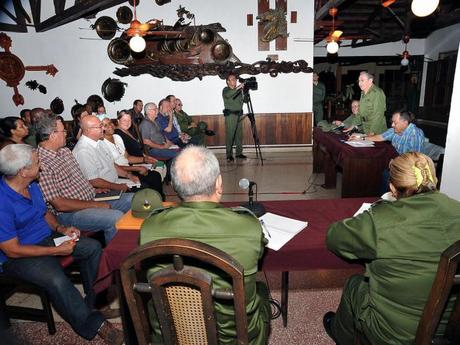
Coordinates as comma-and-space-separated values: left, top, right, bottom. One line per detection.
222, 74, 247, 162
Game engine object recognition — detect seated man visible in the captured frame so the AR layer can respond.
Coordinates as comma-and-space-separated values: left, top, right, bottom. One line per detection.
140, 102, 179, 160
0, 144, 123, 344
333, 100, 362, 132
174, 97, 215, 146
351, 110, 425, 154
156, 99, 187, 147
36, 115, 133, 244
324, 152, 460, 345
140, 146, 270, 345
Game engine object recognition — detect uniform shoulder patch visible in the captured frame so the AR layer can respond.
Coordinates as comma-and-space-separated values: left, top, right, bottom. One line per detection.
145, 206, 172, 219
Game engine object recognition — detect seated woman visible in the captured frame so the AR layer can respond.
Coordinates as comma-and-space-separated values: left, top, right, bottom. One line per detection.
324, 152, 460, 345
0, 116, 29, 144
102, 118, 164, 200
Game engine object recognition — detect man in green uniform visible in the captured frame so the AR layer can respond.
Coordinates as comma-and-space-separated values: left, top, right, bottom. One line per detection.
313, 72, 326, 125
323, 152, 460, 345
173, 98, 214, 146
334, 100, 362, 131
140, 146, 270, 345
222, 74, 246, 162
349, 71, 387, 135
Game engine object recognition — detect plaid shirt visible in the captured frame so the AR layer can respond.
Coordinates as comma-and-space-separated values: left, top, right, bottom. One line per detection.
381, 123, 425, 155
37, 146, 95, 214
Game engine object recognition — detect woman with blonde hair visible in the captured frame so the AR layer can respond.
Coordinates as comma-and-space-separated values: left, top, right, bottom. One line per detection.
324, 152, 460, 345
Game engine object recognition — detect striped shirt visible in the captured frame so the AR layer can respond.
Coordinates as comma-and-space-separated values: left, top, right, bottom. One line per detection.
381, 123, 425, 155
37, 146, 95, 214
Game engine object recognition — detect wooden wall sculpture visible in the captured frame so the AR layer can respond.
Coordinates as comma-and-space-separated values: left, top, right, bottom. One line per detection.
0, 32, 58, 106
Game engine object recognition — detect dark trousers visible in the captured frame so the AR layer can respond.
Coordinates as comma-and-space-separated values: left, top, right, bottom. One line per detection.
3, 236, 104, 340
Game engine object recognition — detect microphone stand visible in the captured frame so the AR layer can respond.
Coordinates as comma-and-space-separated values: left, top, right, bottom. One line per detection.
240, 183, 266, 217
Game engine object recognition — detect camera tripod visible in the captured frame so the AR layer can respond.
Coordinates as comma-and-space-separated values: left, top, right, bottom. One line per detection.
230, 89, 264, 165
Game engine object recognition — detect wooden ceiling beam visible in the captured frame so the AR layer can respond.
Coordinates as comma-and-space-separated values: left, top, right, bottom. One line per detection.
35, 0, 125, 32
315, 0, 349, 20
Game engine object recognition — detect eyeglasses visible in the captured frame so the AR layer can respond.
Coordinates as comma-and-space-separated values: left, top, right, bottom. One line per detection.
87, 125, 103, 129
177, 103, 183, 106
54, 129, 67, 134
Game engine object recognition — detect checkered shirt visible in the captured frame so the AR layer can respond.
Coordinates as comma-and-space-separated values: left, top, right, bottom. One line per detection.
37, 146, 95, 214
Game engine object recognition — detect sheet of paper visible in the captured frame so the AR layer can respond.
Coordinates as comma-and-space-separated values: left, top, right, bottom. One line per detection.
132, 163, 153, 170
53, 234, 78, 246
353, 203, 373, 217
117, 178, 141, 188
258, 212, 308, 251
345, 140, 375, 148
169, 145, 179, 150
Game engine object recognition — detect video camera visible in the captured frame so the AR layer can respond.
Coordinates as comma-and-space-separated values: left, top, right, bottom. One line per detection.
238, 76, 258, 92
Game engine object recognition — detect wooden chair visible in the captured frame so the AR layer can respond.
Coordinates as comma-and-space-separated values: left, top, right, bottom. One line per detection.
355, 240, 460, 345
120, 238, 249, 345
0, 255, 75, 335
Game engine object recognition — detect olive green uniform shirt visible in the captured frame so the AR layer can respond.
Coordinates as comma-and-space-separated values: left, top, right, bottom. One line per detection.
327, 192, 460, 345
140, 201, 270, 345
222, 87, 244, 157
174, 110, 206, 145
358, 84, 387, 134
313, 82, 326, 124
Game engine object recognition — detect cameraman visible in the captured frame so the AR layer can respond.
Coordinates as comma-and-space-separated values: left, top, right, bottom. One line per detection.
222, 74, 247, 162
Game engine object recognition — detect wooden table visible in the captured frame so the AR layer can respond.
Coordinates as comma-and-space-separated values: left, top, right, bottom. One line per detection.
313, 127, 397, 198
95, 198, 374, 338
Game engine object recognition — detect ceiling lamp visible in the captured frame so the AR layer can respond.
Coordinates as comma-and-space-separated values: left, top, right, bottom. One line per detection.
327, 41, 339, 54
411, 0, 439, 17
128, 1, 147, 52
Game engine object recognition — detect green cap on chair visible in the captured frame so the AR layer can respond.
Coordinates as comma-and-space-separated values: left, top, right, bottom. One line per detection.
131, 189, 163, 219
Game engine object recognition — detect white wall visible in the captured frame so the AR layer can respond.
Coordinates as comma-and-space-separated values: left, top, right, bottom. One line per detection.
0, 0, 314, 119
440, 42, 460, 201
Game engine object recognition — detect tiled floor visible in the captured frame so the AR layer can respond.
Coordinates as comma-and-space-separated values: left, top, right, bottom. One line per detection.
7, 149, 345, 345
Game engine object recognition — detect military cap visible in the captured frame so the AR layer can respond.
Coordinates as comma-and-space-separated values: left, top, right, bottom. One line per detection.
131, 188, 163, 219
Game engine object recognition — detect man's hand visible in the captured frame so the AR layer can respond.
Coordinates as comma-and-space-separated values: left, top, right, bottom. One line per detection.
136, 166, 148, 176
343, 126, 354, 133
333, 120, 343, 126
143, 155, 157, 164
128, 174, 140, 184
55, 240, 77, 256
61, 226, 80, 240
189, 123, 197, 128
96, 201, 111, 209
163, 140, 173, 149
116, 183, 129, 192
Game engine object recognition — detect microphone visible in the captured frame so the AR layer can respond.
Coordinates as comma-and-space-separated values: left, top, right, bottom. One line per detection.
239, 178, 255, 190
238, 178, 266, 217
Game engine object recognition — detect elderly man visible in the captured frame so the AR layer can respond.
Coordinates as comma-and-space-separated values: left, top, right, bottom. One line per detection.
140, 146, 270, 345
174, 98, 214, 146
334, 100, 361, 131
140, 102, 179, 160
356, 110, 425, 154
24, 107, 50, 147
0, 144, 123, 344
36, 115, 133, 244
348, 71, 387, 135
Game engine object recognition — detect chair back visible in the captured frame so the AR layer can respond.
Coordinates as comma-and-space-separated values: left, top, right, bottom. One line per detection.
120, 238, 249, 345
415, 240, 460, 345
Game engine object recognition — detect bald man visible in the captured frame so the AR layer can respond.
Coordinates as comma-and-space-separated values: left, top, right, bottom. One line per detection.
140, 146, 270, 345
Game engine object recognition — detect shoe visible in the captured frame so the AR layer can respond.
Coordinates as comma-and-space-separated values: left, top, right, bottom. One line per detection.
205, 129, 215, 136
227, 156, 234, 162
323, 311, 337, 342
99, 305, 121, 319
98, 321, 124, 345
236, 154, 247, 159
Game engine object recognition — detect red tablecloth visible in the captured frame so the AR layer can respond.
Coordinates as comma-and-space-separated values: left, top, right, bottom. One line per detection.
94, 198, 374, 292
313, 127, 397, 163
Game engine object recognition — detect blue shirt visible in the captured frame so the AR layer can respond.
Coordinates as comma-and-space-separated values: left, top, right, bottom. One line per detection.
0, 179, 51, 265
155, 113, 180, 144
381, 123, 425, 155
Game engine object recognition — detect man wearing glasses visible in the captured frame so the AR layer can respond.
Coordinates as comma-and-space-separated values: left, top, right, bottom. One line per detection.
36, 115, 133, 245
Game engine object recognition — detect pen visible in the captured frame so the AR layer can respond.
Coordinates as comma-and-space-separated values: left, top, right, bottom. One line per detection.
260, 219, 271, 238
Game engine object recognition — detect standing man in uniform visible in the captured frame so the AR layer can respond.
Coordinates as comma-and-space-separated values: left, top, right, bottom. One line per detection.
349, 71, 387, 135
313, 72, 326, 125
222, 74, 247, 162
140, 146, 270, 345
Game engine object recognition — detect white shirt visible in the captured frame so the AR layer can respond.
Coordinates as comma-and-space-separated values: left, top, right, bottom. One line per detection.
103, 135, 130, 166
73, 135, 118, 183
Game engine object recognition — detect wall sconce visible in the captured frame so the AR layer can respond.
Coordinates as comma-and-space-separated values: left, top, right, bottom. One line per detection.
401, 51, 410, 66
411, 0, 439, 17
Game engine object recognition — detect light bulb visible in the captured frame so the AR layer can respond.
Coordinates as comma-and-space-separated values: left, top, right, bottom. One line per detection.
411, 0, 439, 17
326, 41, 339, 54
401, 58, 409, 66
129, 34, 146, 53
